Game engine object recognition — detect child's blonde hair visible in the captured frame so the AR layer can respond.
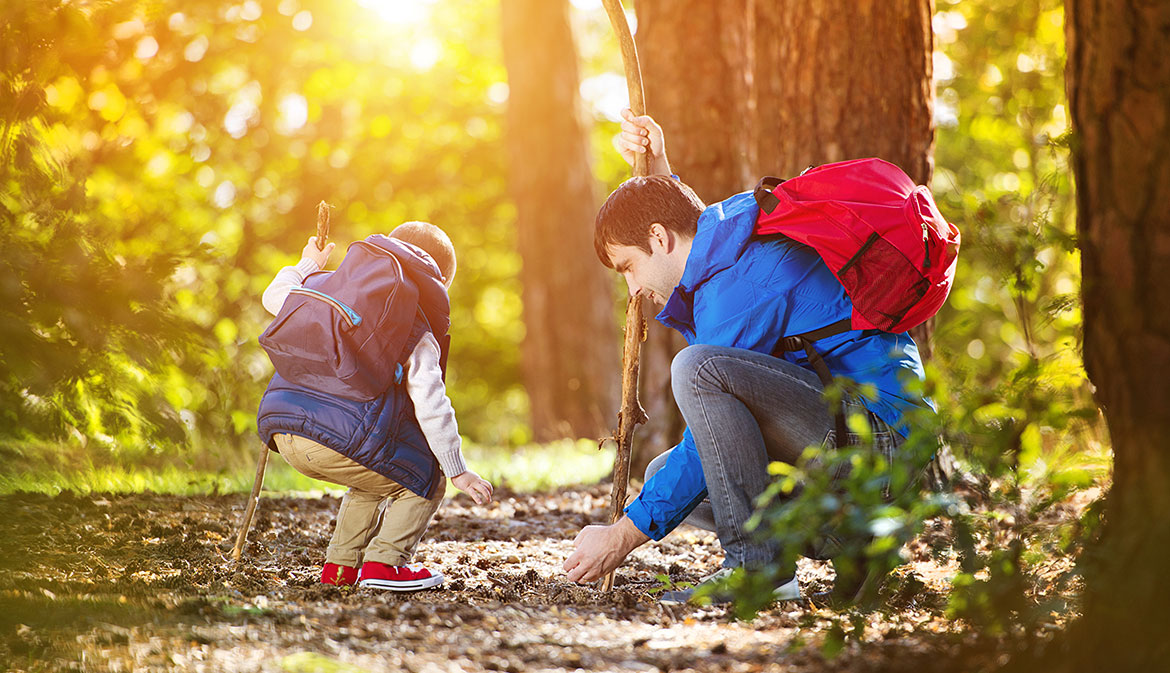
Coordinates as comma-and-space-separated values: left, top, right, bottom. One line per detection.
390, 221, 456, 288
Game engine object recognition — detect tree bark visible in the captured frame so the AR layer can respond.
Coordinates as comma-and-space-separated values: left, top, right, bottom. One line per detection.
637, 0, 757, 202
501, 0, 619, 441
1064, 1, 1170, 668
754, 0, 937, 358
631, 0, 755, 478
752, 0, 935, 183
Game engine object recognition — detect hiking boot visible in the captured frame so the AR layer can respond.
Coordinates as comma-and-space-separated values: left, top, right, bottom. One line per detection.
358, 561, 445, 591
321, 562, 358, 586
658, 567, 802, 606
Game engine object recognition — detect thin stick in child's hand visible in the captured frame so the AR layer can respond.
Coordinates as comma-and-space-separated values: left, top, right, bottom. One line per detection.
316, 201, 331, 251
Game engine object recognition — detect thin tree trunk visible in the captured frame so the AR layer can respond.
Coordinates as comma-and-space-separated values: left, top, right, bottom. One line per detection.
501, 0, 619, 441
1064, 1, 1170, 669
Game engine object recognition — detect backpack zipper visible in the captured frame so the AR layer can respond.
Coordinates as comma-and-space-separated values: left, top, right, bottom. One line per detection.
921, 221, 932, 269
289, 287, 363, 328
353, 240, 404, 312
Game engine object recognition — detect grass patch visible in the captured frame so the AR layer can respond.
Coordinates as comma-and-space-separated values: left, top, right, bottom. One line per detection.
0, 460, 340, 496
282, 652, 374, 673
0, 438, 616, 496
459, 438, 615, 493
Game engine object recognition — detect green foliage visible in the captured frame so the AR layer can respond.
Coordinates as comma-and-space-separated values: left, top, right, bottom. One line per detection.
718, 396, 957, 621
724, 356, 1098, 633
647, 573, 693, 597
927, 0, 1104, 634
936, 352, 1102, 634
0, 437, 615, 496
932, 0, 1079, 386
1, 0, 208, 453
0, 0, 537, 459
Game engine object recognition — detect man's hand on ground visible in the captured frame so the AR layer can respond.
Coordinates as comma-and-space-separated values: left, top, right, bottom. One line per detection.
563, 515, 650, 584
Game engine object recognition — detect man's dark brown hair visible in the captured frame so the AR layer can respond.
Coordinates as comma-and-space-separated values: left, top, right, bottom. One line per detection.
594, 175, 705, 268
390, 221, 457, 287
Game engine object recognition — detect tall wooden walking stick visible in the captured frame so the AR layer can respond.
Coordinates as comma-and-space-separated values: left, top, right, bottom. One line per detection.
231, 201, 331, 562
599, 0, 649, 592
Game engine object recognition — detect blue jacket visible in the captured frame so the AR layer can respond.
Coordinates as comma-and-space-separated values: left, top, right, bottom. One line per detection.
256, 244, 451, 499
624, 191, 929, 540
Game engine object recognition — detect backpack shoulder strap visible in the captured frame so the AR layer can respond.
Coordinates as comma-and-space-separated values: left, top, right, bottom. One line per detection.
772, 317, 853, 443
754, 176, 786, 214
753, 165, 818, 214
399, 307, 430, 360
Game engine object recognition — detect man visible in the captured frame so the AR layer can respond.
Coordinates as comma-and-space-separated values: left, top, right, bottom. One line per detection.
562, 110, 930, 602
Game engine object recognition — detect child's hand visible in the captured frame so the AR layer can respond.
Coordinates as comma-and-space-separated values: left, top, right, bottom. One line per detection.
618, 108, 671, 176
302, 236, 336, 269
451, 470, 493, 505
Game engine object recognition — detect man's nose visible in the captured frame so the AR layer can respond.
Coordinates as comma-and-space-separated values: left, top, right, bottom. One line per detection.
623, 274, 640, 297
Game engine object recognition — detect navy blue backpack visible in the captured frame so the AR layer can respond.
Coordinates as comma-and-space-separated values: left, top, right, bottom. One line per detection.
259, 235, 423, 401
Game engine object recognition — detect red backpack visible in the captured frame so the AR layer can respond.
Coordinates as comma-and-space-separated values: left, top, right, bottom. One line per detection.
754, 157, 960, 335
755, 159, 960, 441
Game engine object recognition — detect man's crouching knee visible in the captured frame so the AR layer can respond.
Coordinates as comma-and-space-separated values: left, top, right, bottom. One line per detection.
669, 344, 725, 400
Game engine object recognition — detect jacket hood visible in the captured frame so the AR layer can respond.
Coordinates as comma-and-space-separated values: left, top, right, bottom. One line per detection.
660, 191, 759, 329
677, 191, 759, 293
368, 235, 451, 337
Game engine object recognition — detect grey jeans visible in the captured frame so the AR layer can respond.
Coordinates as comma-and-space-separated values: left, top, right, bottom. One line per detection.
646, 344, 903, 569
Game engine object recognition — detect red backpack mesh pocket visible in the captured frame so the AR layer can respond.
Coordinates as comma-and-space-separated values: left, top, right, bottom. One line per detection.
836, 232, 930, 331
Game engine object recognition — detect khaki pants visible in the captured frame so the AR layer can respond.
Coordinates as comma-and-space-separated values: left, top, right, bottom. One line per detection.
273, 433, 445, 567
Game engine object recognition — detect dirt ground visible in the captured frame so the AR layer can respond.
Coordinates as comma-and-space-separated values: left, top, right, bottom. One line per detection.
0, 484, 1007, 673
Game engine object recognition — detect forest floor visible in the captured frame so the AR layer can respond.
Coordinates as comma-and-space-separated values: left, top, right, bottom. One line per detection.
0, 484, 1057, 673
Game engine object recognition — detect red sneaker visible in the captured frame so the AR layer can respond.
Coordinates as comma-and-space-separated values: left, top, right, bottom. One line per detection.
321, 562, 358, 586
358, 561, 444, 591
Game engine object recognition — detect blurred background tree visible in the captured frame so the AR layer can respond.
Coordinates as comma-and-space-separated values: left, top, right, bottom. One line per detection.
501, 0, 618, 442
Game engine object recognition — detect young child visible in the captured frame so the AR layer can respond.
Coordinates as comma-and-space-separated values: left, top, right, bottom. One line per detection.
256, 221, 492, 591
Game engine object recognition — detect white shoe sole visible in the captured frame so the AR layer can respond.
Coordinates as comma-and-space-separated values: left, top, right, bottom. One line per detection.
657, 576, 802, 606
772, 577, 802, 602
359, 572, 445, 592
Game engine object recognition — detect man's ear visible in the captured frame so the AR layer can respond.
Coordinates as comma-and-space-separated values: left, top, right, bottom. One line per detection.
648, 223, 672, 253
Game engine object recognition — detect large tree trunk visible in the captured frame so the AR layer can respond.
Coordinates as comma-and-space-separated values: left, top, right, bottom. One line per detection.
628, 0, 936, 476
501, 0, 618, 441
631, 0, 754, 478
753, 0, 937, 357
1065, 1, 1170, 669
752, 0, 934, 182
637, 0, 757, 199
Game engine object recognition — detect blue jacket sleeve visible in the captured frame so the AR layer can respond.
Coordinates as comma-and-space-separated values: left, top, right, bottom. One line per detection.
623, 426, 709, 540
